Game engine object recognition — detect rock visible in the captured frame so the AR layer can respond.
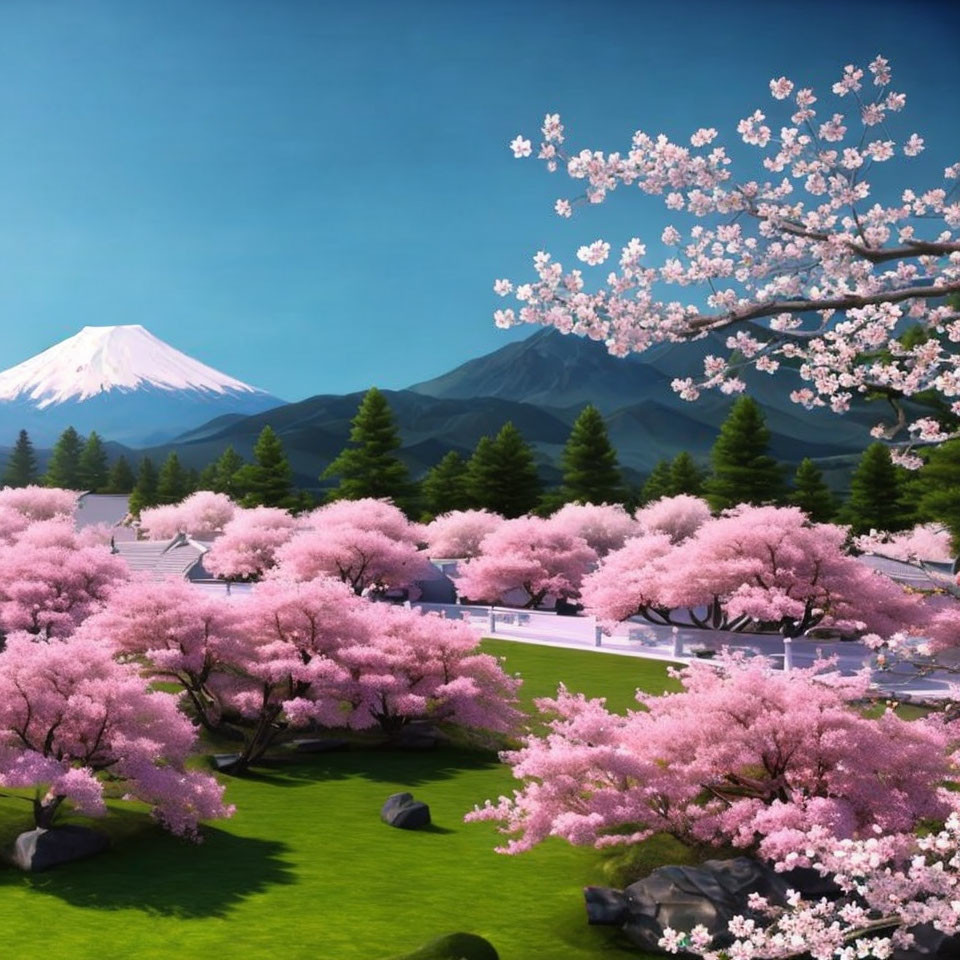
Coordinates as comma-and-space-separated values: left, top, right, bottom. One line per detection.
289, 738, 349, 753
586, 858, 957, 959
584, 886, 627, 925
392, 722, 441, 750
381, 792, 431, 830
386, 931, 499, 960
585, 858, 793, 952
9, 826, 109, 872
212, 753, 242, 772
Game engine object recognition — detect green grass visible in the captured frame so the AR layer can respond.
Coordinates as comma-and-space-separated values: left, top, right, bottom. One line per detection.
0, 641, 675, 960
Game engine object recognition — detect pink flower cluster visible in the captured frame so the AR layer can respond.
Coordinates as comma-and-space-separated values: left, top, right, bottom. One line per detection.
500, 57, 960, 459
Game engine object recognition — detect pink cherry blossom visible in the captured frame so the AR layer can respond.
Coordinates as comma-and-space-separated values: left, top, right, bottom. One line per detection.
0, 631, 232, 837
138, 491, 237, 540
454, 516, 597, 608
424, 509, 504, 559
494, 58, 960, 461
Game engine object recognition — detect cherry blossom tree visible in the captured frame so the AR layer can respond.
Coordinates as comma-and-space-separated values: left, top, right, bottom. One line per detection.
454, 516, 597, 608
272, 498, 432, 596
0, 485, 77, 522
202, 505, 299, 580
467, 655, 956, 863
138, 491, 237, 541
496, 57, 960, 465
0, 518, 128, 638
424, 509, 505, 559
80, 578, 243, 732
635, 494, 712, 543
332, 604, 523, 735
547, 502, 640, 555
583, 506, 921, 637
854, 522, 954, 562
0, 632, 232, 837
660, 819, 960, 959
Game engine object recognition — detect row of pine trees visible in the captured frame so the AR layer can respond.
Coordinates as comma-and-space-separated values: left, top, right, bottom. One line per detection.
3, 388, 959, 545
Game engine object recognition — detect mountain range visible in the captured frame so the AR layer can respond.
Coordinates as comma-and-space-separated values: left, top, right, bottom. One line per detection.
0, 325, 280, 445
0, 324, 880, 490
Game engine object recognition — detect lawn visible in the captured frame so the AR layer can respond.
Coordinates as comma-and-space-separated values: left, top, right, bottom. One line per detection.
0, 641, 678, 960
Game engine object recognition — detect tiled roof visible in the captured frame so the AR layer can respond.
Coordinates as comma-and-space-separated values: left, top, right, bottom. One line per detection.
113, 534, 209, 580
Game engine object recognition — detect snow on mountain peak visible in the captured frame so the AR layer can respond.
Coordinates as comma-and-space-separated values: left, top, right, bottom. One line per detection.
0, 325, 265, 408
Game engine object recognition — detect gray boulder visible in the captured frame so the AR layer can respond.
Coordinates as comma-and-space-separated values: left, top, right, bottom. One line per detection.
381, 792, 431, 830
10, 826, 109, 872
586, 858, 958, 959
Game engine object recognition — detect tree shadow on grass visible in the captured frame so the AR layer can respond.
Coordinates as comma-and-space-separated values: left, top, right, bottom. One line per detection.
235, 746, 501, 790
0, 808, 296, 919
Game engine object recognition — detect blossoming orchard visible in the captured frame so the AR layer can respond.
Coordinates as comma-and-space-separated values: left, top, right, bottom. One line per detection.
497, 57, 960, 467
2, 25, 960, 960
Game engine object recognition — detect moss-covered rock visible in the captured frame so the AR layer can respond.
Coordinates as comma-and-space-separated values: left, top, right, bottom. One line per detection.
385, 932, 499, 960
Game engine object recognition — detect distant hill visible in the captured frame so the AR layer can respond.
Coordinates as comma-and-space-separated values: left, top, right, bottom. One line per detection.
129, 328, 881, 492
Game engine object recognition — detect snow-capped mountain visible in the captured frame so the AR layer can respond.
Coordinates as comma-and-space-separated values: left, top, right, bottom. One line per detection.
0, 325, 283, 445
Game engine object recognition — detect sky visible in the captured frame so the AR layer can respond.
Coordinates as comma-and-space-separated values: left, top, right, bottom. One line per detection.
0, 0, 957, 401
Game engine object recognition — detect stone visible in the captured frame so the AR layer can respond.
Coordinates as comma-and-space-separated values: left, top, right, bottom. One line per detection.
9, 826, 109, 872
392, 721, 441, 750
381, 792, 431, 830
289, 738, 349, 753
212, 753, 242, 772
585, 858, 957, 959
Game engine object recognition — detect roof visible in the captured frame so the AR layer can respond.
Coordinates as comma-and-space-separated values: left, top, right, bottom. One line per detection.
113, 534, 210, 580
75, 493, 131, 530
860, 553, 956, 588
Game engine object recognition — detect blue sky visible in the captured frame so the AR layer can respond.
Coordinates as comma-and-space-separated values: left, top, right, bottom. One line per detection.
0, 0, 957, 400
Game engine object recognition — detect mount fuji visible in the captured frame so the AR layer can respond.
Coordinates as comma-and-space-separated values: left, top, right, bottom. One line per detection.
0, 325, 283, 445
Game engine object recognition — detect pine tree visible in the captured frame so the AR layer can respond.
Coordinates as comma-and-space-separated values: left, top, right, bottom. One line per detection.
560, 404, 623, 504
704, 397, 786, 510
128, 457, 159, 516
914, 438, 960, 549
641, 460, 674, 503
235, 426, 294, 508
790, 457, 836, 522
840, 443, 913, 535
78, 431, 109, 492
196, 461, 219, 492
421, 450, 470, 517
669, 452, 706, 496
44, 426, 84, 489
212, 446, 245, 497
106, 456, 135, 494
464, 436, 499, 510
156, 453, 188, 505
2, 430, 38, 487
465, 423, 541, 518
323, 387, 412, 504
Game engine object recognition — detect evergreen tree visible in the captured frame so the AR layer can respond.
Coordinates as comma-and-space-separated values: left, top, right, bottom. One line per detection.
128, 457, 159, 516
323, 387, 412, 505
44, 426, 84, 489
234, 426, 294, 508
106, 455, 135, 494
2, 430, 38, 488
156, 453, 189, 505
463, 436, 499, 509
669, 452, 706, 496
914, 438, 960, 550
790, 457, 836, 522
78, 431, 109, 492
559, 404, 623, 504
641, 460, 674, 503
184, 467, 200, 495
464, 423, 541, 518
840, 442, 913, 535
196, 461, 219, 492
421, 450, 470, 517
212, 446, 245, 497
704, 397, 786, 510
